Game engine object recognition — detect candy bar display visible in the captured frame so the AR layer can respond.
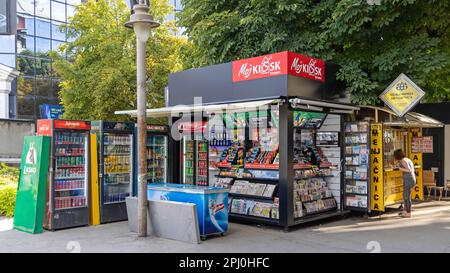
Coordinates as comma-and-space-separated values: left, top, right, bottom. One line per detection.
343, 122, 370, 209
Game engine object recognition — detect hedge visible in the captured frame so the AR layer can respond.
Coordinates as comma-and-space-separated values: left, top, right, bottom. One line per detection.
0, 163, 19, 217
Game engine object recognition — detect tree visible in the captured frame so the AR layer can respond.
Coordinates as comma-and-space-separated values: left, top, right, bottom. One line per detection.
52, 0, 189, 121
178, 0, 450, 104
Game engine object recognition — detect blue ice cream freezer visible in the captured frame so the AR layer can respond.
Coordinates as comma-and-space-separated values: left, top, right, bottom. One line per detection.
147, 183, 229, 240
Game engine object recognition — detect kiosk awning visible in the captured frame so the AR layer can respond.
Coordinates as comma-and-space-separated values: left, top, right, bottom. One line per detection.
289, 98, 360, 114
359, 106, 444, 128
114, 99, 283, 118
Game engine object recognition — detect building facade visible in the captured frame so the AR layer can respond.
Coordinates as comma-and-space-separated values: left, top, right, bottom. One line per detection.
0, 0, 83, 120
0, 0, 182, 120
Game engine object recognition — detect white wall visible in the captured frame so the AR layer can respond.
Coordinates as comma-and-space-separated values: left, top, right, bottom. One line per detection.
0, 119, 35, 160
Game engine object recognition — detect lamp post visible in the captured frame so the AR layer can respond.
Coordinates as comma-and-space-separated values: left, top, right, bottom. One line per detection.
125, 1, 160, 237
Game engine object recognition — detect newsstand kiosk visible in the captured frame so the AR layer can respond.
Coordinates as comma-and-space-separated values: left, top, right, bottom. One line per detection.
117, 51, 363, 230
342, 106, 443, 213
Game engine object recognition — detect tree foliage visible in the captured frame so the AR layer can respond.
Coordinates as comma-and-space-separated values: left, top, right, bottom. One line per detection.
52, 0, 189, 121
178, 0, 450, 104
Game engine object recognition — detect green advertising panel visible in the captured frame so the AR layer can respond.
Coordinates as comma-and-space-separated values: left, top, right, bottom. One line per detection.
13, 136, 51, 234
293, 111, 327, 129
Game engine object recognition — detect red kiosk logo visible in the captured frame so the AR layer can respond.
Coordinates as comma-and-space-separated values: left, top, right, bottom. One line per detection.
232, 51, 325, 83
289, 56, 324, 82
232, 52, 288, 82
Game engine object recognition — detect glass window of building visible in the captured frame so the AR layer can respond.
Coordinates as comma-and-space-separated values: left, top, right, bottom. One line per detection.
35, 18, 51, 38
66, 4, 75, 20
35, 0, 51, 19
0, 54, 16, 67
35, 37, 51, 56
16, 77, 35, 96
35, 58, 52, 77
51, 1, 66, 22
51, 39, 64, 54
17, 55, 35, 76
17, 35, 35, 56
51, 21, 65, 41
67, 0, 83, 5
17, 0, 35, 16
35, 78, 53, 96
16, 95, 36, 119
51, 79, 61, 98
0, 35, 16, 53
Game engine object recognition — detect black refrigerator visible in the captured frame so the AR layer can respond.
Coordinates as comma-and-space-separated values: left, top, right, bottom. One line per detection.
91, 121, 135, 223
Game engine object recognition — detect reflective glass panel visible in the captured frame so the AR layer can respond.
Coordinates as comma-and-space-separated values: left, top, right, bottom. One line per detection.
0, 35, 15, 53
17, 77, 35, 95
35, 37, 51, 56
17, 56, 35, 76
0, 54, 16, 67
35, 18, 51, 38
51, 1, 66, 22
35, 0, 51, 19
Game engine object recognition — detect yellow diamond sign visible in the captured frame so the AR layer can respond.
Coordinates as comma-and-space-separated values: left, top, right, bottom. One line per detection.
380, 73, 425, 117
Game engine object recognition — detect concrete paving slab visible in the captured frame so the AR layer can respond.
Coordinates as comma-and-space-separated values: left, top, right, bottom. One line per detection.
1, 200, 449, 253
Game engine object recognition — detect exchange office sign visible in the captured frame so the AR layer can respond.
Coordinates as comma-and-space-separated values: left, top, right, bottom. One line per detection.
379, 73, 425, 117
232, 51, 325, 83
370, 124, 384, 212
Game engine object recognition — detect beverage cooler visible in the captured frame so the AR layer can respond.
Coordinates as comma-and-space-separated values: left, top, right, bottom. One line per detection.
36, 119, 91, 230
91, 121, 134, 223
180, 121, 209, 186
133, 125, 170, 195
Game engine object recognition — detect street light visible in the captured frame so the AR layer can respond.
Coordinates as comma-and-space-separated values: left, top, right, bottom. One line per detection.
125, 1, 160, 238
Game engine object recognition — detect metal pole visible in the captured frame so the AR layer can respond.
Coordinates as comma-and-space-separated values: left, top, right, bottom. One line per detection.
136, 38, 148, 237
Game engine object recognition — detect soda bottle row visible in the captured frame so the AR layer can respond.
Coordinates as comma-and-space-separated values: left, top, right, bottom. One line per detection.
104, 173, 130, 184
55, 196, 86, 209
55, 180, 84, 190
209, 139, 232, 147
56, 156, 85, 166
104, 135, 131, 145
56, 133, 85, 144
104, 192, 130, 203
55, 147, 85, 156
197, 166, 207, 177
104, 144, 131, 155
55, 167, 85, 178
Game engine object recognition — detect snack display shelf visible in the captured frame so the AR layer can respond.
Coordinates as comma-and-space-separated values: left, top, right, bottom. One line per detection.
244, 164, 279, 170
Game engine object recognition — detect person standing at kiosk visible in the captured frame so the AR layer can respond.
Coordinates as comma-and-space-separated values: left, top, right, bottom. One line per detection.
394, 149, 416, 218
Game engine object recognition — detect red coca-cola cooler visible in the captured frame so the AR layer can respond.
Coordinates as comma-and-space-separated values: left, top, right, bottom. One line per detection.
37, 119, 91, 230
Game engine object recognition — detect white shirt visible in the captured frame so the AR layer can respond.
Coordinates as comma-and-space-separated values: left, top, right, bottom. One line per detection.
401, 158, 416, 183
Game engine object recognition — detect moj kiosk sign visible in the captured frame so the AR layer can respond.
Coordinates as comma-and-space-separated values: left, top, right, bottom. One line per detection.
232, 51, 325, 83
379, 73, 425, 117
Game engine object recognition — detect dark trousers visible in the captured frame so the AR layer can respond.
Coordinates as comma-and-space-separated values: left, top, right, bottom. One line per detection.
403, 174, 415, 213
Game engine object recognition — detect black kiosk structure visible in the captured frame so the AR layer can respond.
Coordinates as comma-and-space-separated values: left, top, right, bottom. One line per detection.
116, 51, 360, 229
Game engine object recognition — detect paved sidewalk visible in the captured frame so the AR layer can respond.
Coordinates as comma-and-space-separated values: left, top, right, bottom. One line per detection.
1, 201, 450, 253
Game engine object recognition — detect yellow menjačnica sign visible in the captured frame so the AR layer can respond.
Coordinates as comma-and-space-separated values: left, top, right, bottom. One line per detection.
380, 73, 425, 117
370, 124, 384, 212
408, 128, 424, 201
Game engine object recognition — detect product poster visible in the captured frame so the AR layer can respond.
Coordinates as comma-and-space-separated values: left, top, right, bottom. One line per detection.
13, 136, 51, 234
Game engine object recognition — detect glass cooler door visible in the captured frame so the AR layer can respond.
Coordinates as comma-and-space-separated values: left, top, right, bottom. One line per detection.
103, 133, 132, 204
54, 131, 89, 210
147, 134, 168, 183
182, 136, 194, 184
